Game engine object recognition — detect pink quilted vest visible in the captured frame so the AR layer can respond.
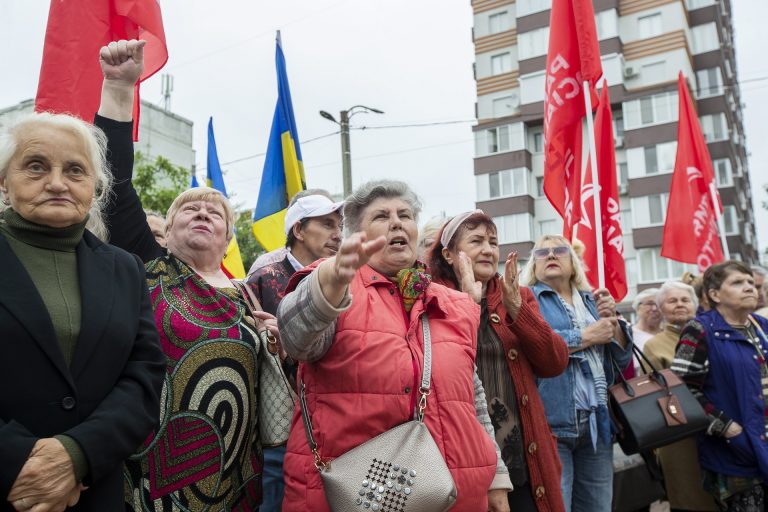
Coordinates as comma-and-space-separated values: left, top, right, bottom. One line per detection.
281, 265, 497, 511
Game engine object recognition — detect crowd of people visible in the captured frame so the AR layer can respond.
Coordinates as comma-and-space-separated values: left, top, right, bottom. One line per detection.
2, 38, 768, 512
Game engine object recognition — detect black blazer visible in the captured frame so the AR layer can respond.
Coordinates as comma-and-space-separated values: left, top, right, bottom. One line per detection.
0, 230, 165, 511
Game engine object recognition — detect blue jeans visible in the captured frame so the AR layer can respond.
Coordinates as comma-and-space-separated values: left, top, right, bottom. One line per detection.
261, 446, 286, 512
557, 412, 613, 512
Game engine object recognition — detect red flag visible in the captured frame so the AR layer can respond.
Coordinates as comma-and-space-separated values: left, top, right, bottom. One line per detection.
543, 0, 603, 240
577, 82, 627, 301
661, 73, 724, 272
35, 0, 168, 141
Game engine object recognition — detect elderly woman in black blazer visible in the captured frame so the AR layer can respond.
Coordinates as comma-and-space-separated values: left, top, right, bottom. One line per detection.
0, 107, 165, 510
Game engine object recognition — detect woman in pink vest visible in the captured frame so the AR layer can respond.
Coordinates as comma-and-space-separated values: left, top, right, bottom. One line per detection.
277, 180, 512, 511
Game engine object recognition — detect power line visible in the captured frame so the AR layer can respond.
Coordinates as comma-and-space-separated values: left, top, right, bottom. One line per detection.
352, 119, 476, 130
196, 130, 339, 173
223, 138, 474, 186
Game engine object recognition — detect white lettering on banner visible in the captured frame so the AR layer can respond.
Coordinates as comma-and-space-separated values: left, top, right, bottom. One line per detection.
697, 218, 720, 270
544, 53, 584, 132
604, 198, 624, 254
577, 183, 595, 230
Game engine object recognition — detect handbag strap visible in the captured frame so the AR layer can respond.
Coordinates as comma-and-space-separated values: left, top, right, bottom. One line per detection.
611, 342, 670, 398
299, 315, 433, 470
231, 279, 280, 355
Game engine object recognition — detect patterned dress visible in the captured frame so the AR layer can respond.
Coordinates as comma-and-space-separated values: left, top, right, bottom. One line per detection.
124, 254, 262, 512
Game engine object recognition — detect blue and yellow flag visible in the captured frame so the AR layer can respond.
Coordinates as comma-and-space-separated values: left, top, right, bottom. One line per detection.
252, 31, 306, 251
207, 117, 246, 279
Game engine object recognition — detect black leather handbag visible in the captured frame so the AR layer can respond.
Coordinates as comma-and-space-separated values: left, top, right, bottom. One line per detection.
609, 345, 709, 454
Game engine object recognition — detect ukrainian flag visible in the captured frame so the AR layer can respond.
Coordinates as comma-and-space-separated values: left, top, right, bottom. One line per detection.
206, 117, 246, 279
252, 31, 306, 251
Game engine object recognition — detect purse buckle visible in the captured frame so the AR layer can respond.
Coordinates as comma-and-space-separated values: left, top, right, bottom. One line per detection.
312, 447, 328, 471
417, 388, 431, 421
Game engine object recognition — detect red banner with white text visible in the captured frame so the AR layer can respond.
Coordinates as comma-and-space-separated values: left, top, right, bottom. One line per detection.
661, 73, 724, 272
543, 0, 603, 239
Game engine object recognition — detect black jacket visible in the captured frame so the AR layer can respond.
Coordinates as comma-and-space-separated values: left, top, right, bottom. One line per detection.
0, 230, 165, 511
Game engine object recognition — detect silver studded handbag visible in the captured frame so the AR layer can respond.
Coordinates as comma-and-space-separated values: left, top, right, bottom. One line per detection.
298, 316, 457, 512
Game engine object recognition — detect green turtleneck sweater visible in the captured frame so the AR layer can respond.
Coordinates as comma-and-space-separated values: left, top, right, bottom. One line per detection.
0, 208, 89, 482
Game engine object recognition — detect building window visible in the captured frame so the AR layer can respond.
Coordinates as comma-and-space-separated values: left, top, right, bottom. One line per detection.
628, 142, 676, 177
692, 23, 719, 54
700, 113, 728, 142
477, 168, 531, 201
488, 11, 511, 34
637, 247, 692, 283
518, 27, 550, 60
714, 158, 733, 186
492, 94, 519, 118
595, 9, 618, 40
614, 115, 625, 139
538, 218, 560, 238
475, 123, 526, 157
494, 214, 534, 244
533, 132, 544, 153
623, 92, 678, 130
490, 52, 513, 76
697, 68, 723, 98
516, 0, 550, 17
618, 162, 629, 191
638, 13, 663, 39
644, 146, 658, 175
536, 176, 545, 197
723, 205, 739, 235
631, 193, 669, 228
626, 257, 638, 288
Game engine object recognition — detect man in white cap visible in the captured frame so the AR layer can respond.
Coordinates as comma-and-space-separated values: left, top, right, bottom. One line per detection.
245, 189, 342, 512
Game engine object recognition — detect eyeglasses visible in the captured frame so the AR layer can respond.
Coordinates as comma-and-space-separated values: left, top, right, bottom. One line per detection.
638, 301, 658, 309
532, 246, 570, 260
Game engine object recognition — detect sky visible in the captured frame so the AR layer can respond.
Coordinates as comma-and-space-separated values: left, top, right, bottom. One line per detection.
1, 0, 766, 256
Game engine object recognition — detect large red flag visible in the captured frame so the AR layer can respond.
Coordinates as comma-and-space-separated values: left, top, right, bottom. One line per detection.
661, 73, 724, 272
35, 0, 168, 141
577, 82, 627, 301
543, 0, 603, 240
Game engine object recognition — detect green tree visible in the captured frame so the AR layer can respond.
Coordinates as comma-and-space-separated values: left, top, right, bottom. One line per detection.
235, 209, 264, 269
133, 151, 189, 214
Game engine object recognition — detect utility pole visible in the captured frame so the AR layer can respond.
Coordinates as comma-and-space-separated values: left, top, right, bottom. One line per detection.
319, 105, 384, 198
339, 110, 352, 198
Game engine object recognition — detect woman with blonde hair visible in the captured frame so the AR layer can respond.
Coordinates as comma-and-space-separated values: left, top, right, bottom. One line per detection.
521, 235, 632, 512
96, 40, 276, 511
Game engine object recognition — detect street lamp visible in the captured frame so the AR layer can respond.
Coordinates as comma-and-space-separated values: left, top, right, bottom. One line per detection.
319, 105, 384, 197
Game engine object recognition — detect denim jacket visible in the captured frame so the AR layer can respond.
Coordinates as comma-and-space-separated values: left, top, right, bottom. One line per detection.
530, 282, 633, 440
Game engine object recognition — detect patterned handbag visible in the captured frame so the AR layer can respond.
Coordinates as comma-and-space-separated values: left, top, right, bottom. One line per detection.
299, 316, 457, 512
232, 280, 296, 446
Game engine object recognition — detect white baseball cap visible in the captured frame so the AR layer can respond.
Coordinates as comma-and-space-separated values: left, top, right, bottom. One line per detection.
284, 195, 344, 235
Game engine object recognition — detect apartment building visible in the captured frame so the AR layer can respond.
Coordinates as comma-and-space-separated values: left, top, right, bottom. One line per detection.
471, 0, 758, 301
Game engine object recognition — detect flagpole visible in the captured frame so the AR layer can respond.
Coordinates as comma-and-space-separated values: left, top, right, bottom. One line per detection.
583, 81, 604, 289
709, 182, 731, 260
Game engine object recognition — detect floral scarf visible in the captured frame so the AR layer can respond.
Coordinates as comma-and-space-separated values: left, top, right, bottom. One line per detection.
395, 262, 431, 312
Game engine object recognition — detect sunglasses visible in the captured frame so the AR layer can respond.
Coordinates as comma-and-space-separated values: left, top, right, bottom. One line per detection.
532, 246, 570, 260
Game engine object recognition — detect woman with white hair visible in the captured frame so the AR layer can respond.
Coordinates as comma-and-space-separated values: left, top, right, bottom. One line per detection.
632, 287, 663, 352
0, 108, 165, 510
521, 235, 632, 512
642, 282, 716, 511
96, 40, 277, 511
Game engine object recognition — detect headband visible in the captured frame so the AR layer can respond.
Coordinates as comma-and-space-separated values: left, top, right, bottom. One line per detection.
439, 209, 484, 247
